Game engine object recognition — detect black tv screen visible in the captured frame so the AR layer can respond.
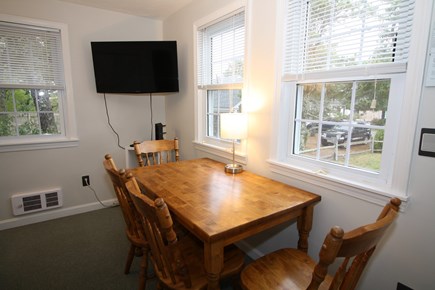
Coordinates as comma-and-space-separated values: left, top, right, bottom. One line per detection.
90, 41, 179, 94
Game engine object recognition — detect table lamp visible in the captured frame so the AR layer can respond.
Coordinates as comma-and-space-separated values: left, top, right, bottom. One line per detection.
220, 112, 248, 174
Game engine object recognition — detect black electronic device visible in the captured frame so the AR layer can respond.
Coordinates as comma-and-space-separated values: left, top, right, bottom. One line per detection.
90, 41, 179, 94
155, 123, 166, 140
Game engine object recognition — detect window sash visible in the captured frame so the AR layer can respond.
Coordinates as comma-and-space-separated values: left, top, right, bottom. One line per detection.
284, 0, 415, 77
0, 21, 65, 89
292, 78, 390, 173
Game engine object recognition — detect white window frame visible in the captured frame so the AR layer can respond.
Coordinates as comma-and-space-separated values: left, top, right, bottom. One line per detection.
193, 2, 248, 162
0, 14, 77, 152
269, 0, 432, 206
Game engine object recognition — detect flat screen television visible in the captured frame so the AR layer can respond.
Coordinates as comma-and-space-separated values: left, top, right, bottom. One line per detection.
90, 41, 179, 94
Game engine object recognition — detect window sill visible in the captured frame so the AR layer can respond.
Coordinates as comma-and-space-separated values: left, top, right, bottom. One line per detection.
0, 137, 79, 153
267, 159, 408, 210
193, 141, 247, 165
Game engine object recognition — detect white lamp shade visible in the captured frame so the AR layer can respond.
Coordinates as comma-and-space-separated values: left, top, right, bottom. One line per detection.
220, 113, 248, 139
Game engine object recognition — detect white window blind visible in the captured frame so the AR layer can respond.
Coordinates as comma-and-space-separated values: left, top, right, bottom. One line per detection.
284, 0, 415, 78
197, 9, 245, 87
0, 21, 65, 89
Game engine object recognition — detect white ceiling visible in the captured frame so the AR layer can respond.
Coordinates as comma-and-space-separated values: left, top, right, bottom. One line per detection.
60, 0, 194, 20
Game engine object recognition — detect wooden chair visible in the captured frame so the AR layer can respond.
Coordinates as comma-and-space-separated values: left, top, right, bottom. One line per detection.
125, 173, 245, 289
103, 154, 151, 290
133, 138, 179, 167
240, 198, 402, 290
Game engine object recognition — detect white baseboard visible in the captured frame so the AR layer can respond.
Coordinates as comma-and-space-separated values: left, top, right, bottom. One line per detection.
0, 198, 118, 231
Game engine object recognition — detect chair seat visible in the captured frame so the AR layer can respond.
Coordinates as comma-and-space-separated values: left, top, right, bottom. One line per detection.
157, 233, 245, 290
241, 248, 332, 290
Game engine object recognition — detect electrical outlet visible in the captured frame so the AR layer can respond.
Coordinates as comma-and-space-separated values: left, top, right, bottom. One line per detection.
82, 175, 90, 187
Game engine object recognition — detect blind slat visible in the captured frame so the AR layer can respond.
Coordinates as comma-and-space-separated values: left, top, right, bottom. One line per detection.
0, 21, 65, 88
284, 0, 415, 76
197, 10, 245, 87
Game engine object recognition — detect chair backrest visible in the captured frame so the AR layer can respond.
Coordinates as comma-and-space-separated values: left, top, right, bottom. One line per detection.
308, 198, 401, 290
133, 138, 179, 167
125, 173, 192, 288
103, 154, 144, 241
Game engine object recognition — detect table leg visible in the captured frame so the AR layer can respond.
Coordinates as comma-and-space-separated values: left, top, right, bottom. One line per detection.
204, 241, 224, 290
297, 205, 314, 253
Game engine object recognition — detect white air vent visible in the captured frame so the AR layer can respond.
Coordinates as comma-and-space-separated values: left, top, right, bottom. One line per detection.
11, 188, 63, 216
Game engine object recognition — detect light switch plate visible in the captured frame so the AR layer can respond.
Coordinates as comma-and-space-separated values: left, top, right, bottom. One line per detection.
419, 128, 435, 157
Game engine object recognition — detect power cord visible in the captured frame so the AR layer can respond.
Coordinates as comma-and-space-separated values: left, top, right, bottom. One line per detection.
103, 93, 125, 150
150, 93, 153, 140
83, 178, 118, 208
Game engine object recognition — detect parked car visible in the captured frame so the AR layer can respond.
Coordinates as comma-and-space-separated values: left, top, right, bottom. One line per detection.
321, 125, 371, 146
306, 122, 336, 136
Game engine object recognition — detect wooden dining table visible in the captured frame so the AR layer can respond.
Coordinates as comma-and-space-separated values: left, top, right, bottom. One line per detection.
130, 158, 321, 290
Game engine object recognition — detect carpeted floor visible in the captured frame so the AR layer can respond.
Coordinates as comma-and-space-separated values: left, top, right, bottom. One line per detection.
0, 206, 241, 290
0, 206, 146, 289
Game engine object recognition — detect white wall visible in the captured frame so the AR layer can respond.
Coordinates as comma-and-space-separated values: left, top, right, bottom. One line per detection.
164, 0, 435, 289
0, 0, 166, 227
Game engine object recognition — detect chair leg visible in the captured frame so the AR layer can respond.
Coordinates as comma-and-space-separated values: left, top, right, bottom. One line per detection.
125, 244, 136, 274
138, 249, 148, 290
156, 280, 164, 290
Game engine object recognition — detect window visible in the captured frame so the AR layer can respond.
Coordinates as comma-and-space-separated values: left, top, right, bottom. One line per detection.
195, 7, 246, 155
294, 77, 400, 174
272, 0, 426, 200
0, 15, 77, 152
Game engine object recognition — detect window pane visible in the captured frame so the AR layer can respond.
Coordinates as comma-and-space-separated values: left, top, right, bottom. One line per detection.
355, 79, 390, 124
40, 112, 60, 134
348, 127, 379, 171
207, 114, 219, 138
319, 124, 349, 166
17, 112, 40, 135
15, 89, 36, 112
0, 113, 16, 136
300, 83, 321, 120
37, 90, 59, 112
206, 89, 242, 138
207, 90, 219, 114
0, 89, 14, 112
219, 91, 231, 113
294, 79, 389, 173
0, 88, 63, 137
294, 121, 318, 158
323, 82, 352, 122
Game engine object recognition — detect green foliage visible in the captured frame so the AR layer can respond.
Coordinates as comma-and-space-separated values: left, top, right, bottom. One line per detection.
19, 119, 40, 135
374, 130, 384, 150
0, 88, 59, 137
0, 115, 15, 136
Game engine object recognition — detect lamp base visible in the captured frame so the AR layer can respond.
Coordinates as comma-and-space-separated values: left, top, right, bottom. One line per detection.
224, 163, 243, 174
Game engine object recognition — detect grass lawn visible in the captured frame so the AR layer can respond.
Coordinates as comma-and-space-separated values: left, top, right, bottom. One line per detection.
348, 152, 382, 171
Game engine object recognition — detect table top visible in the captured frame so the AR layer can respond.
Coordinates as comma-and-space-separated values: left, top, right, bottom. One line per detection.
130, 158, 321, 244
